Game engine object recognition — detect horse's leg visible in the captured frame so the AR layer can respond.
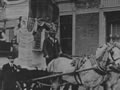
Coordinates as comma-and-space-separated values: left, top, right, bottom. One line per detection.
85, 87, 91, 90
16, 81, 22, 90
91, 85, 101, 90
101, 82, 109, 90
103, 81, 115, 90
26, 82, 32, 90
41, 86, 50, 90
107, 73, 119, 90
110, 80, 119, 90
71, 84, 79, 90
63, 83, 70, 90
51, 77, 61, 90
51, 86, 60, 90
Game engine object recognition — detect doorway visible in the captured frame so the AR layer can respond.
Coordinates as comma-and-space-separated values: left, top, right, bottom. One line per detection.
60, 15, 72, 55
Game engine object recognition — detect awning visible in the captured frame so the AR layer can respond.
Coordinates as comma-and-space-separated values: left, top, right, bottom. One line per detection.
5, 0, 29, 19
29, 0, 59, 22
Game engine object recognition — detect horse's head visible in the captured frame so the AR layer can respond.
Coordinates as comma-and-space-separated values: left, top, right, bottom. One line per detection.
95, 44, 117, 71
96, 44, 120, 71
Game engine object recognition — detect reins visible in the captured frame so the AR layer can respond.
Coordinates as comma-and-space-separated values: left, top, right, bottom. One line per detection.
73, 56, 86, 85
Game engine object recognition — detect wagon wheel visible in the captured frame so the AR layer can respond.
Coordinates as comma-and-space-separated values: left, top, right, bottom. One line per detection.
31, 81, 51, 90
16, 81, 22, 90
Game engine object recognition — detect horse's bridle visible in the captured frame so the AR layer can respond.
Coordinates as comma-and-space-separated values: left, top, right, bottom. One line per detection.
109, 47, 120, 62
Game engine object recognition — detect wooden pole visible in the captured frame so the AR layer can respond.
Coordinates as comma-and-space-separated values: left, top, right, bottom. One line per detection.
30, 66, 97, 81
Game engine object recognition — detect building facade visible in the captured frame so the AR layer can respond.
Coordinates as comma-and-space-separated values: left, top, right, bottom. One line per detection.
0, 0, 28, 42
0, 0, 120, 56
58, 0, 120, 56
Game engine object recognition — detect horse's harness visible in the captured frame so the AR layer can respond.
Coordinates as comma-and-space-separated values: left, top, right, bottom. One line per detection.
73, 50, 113, 85
73, 57, 87, 85
72, 46, 120, 86
73, 56, 108, 85
109, 46, 120, 62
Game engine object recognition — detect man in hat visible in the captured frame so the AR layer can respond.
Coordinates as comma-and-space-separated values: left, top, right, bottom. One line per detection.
43, 30, 62, 66
113, 35, 120, 48
96, 34, 120, 71
95, 35, 116, 70
1, 55, 18, 90
112, 35, 120, 66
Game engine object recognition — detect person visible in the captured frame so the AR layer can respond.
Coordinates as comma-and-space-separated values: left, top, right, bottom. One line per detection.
96, 34, 118, 60
43, 30, 62, 66
95, 35, 116, 71
10, 38, 19, 59
14, 16, 22, 44
111, 35, 120, 66
113, 35, 120, 49
0, 29, 7, 42
0, 29, 8, 51
1, 55, 18, 90
96, 35, 120, 71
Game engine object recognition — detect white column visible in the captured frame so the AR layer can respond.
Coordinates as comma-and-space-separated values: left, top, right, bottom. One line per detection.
72, 3, 76, 56
99, 9, 106, 46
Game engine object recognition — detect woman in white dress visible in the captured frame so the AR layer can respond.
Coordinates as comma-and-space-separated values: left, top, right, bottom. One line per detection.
14, 17, 34, 69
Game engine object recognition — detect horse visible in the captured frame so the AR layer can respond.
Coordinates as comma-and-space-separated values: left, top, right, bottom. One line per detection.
47, 55, 109, 90
88, 43, 120, 90
103, 46, 120, 90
